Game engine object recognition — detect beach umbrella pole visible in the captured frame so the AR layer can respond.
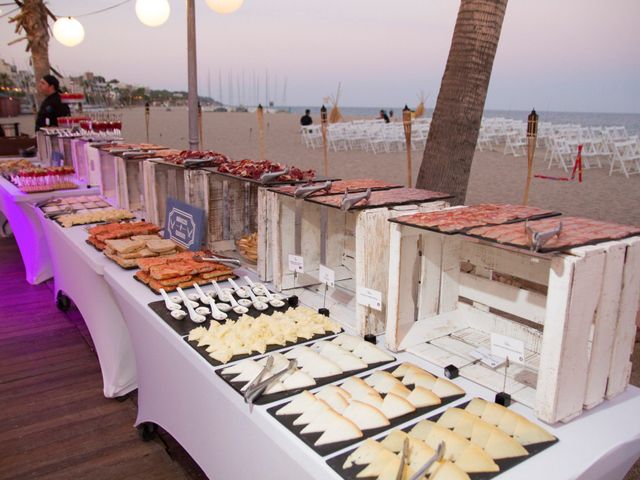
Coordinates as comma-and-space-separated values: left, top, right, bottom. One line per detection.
257, 104, 265, 160
144, 102, 150, 143
523, 109, 538, 205
187, 0, 200, 150
321, 105, 328, 176
403, 105, 412, 187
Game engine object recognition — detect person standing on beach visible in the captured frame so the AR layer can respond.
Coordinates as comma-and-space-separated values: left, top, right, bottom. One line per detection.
35, 75, 70, 131
300, 109, 313, 127
379, 109, 390, 123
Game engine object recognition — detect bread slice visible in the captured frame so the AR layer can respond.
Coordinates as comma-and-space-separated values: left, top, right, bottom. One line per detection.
105, 238, 146, 254
342, 400, 390, 430
147, 238, 177, 253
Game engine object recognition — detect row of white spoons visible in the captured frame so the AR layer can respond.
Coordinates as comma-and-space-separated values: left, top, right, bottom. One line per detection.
159, 276, 286, 323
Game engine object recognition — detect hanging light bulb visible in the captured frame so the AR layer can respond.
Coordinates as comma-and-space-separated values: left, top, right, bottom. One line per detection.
52, 17, 85, 47
205, 0, 244, 15
135, 0, 170, 27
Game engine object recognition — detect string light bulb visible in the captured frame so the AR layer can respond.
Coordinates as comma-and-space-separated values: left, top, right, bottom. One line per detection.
205, 0, 244, 15
135, 0, 170, 27
52, 17, 85, 47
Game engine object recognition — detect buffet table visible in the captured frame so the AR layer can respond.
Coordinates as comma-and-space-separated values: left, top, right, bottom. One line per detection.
100, 255, 640, 479
35, 208, 137, 398
0, 175, 99, 284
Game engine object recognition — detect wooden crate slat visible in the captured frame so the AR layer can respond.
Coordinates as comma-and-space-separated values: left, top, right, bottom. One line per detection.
606, 237, 640, 399
458, 271, 547, 325
439, 235, 461, 314
535, 250, 605, 423
257, 188, 272, 281
418, 230, 443, 319
142, 161, 159, 225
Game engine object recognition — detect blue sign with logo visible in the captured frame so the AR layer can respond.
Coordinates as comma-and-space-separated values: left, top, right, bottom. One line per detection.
165, 198, 206, 251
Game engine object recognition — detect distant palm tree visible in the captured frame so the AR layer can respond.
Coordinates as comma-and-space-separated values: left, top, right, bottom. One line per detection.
9, 0, 55, 104
416, 0, 508, 204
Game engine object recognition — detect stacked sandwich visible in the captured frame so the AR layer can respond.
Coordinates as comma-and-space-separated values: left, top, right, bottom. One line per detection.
135, 251, 234, 293
103, 236, 180, 269
86, 221, 160, 249
188, 306, 342, 364
339, 396, 556, 479
220, 333, 394, 395
273, 361, 464, 448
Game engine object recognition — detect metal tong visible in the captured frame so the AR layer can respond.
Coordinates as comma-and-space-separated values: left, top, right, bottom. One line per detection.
260, 167, 289, 184
44, 206, 74, 219
183, 158, 212, 168
525, 220, 563, 252
340, 188, 371, 211
293, 181, 332, 199
193, 254, 241, 267
395, 437, 410, 480
242, 356, 274, 401
407, 441, 445, 480
244, 359, 297, 412
36, 197, 60, 208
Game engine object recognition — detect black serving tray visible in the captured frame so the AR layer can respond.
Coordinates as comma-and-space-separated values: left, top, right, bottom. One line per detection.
216, 344, 395, 406
326, 399, 559, 480
267, 365, 466, 457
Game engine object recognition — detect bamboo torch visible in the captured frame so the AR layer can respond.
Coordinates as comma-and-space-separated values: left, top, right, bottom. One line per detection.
198, 101, 203, 150
321, 104, 328, 176
144, 102, 150, 143
523, 109, 538, 205
257, 103, 265, 160
402, 105, 412, 187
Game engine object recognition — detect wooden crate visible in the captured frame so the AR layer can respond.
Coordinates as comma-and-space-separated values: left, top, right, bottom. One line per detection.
267, 188, 450, 336
98, 150, 146, 215
386, 220, 640, 424
70, 139, 102, 186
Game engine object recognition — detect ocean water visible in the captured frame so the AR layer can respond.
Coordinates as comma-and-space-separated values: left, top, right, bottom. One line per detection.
285, 106, 640, 137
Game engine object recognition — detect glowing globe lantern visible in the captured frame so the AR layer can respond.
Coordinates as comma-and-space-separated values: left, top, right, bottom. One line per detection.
205, 0, 244, 14
52, 17, 85, 47
135, 0, 170, 27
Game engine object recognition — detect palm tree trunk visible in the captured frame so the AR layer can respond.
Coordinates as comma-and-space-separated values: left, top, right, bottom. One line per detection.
415, 0, 508, 205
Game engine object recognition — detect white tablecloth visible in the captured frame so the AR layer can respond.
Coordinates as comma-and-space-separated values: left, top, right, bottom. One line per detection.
101, 260, 640, 480
0, 176, 99, 284
36, 209, 137, 398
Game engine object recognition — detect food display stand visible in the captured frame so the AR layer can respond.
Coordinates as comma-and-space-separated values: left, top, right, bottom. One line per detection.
385, 206, 640, 424
267, 182, 452, 335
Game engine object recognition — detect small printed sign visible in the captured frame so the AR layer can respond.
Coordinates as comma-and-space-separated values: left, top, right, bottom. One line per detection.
491, 333, 525, 364
288, 254, 304, 273
357, 287, 382, 311
470, 346, 506, 369
165, 198, 205, 251
319, 264, 335, 287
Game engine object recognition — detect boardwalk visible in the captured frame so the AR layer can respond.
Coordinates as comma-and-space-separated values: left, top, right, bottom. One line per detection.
0, 236, 204, 480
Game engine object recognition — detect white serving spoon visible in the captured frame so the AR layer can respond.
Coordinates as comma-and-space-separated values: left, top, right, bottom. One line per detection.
264, 289, 285, 308
212, 280, 233, 303
229, 278, 251, 298
170, 294, 183, 305
170, 310, 187, 320
160, 288, 181, 311
247, 286, 268, 311
244, 276, 268, 296
193, 283, 210, 304
227, 294, 249, 315
209, 301, 228, 321
176, 287, 206, 323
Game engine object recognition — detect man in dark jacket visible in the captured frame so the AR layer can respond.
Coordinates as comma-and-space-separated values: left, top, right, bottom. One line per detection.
35, 75, 70, 131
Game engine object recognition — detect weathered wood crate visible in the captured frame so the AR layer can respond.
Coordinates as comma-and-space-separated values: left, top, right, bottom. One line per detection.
98, 149, 146, 215
70, 139, 103, 186
386, 214, 640, 424
267, 186, 451, 336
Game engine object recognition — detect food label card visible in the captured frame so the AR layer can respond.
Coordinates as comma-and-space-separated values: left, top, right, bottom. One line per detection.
165, 197, 205, 250
491, 333, 525, 364
288, 254, 304, 273
357, 287, 382, 311
470, 346, 506, 369
318, 264, 335, 287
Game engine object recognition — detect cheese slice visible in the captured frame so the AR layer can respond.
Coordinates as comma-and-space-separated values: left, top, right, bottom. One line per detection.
480, 402, 508, 426
496, 409, 520, 436
429, 461, 471, 480
380, 430, 409, 452
431, 377, 465, 398
455, 444, 500, 473
470, 421, 528, 459
343, 438, 388, 469
391, 362, 420, 378
380, 431, 437, 475
257, 352, 289, 372
322, 351, 368, 372
317, 385, 351, 402
465, 398, 488, 417
301, 409, 340, 434
281, 370, 316, 390
263, 381, 285, 395
229, 361, 263, 383
343, 400, 390, 430
366, 371, 404, 393
407, 387, 441, 408
512, 418, 556, 445
315, 413, 363, 446
437, 408, 478, 438
352, 342, 395, 364
403, 366, 436, 386
315, 388, 350, 414
381, 392, 416, 419
356, 449, 398, 478
409, 421, 470, 462
294, 398, 331, 426
301, 355, 343, 378
388, 383, 412, 398
341, 376, 376, 397
332, 333, 362, 351
357, 391, 384, 409
275, 390, 316, 416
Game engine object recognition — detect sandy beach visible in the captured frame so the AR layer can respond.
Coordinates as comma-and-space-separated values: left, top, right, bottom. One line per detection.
8, 106, 640, 226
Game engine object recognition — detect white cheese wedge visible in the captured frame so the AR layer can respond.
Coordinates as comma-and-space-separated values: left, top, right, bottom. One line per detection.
381, 392, 415, 419
496, 409, 520, 436
380, 430, 409, 452
315, 388, 350, 414
387, 383, 412, 398
343, 438, 388, 469
322, 351, 368, 372
294, 398, 331, 426
431, 377, 465, 398
281, 370, 316, 390
332, 333, 362, 351
275, 391, 316, 416
263, 381, 285, 394
188, 326, 207, 342
229, 361, 263, 383
512, 418, 556, 445
257, 352, 289, 373
480, 402, 508, 426
407, 387, 441, 408
438, 408, 479, 438
300, 409, 339, 434
352, 342, 395, 364
315, 413, 362, 446
470, 421, 528, 459
365, 370, 397, 387
342, 400, 390, 430
403, 367, 436, 387
357, 391, 384, 409
221, 358, 255, 376
465, 398, 488, 417
316, 385, 351, 402
409, 421, 469, 462
209, 347, 233, 364
455, 444, 500, 473
341, 377, 374, 397
373, 456, 409, 480
301, 356, 343, 378
391, 362, 417, 378
429, 461, 471, 480
356, 450, 398, 478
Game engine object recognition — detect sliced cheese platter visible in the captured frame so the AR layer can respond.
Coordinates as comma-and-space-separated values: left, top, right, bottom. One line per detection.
267, 361, 466, 457
217, 333, 396, 405
327, 397, 558, 480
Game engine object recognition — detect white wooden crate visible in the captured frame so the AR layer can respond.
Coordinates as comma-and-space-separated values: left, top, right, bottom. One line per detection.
386, 221, 640, 424
267, 189, 449, 336
98, 150, 146, 216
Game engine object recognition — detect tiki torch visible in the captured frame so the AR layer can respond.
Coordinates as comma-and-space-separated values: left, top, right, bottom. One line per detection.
257, 103, 265, 160
144, 102, 150, 143
321, 104, 328, 176
403, 105, 413, 187
523, 109, 538, 205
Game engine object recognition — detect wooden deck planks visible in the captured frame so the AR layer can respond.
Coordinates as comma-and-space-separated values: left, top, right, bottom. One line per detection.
0, 237, 202, 480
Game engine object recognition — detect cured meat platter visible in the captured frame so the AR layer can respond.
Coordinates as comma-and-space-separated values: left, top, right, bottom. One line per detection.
307, 188, 452, 211
270, 179, 403, 198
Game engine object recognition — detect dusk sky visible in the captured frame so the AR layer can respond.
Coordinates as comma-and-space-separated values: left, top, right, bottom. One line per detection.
1, 0, 638, 113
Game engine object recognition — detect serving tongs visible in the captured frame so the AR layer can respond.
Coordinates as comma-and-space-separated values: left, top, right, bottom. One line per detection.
407, 441, 445, 480
525, 220, 563, 253
36, 197, 61, 208
193, 254, 241, 267
293, 181, 332, 199
242, 356, 274, 395
244, 359, 297, 413
183, 158, 213, 169
44, 206, 74, 219
260, 167, 289, 184
341, 188, 371, 211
